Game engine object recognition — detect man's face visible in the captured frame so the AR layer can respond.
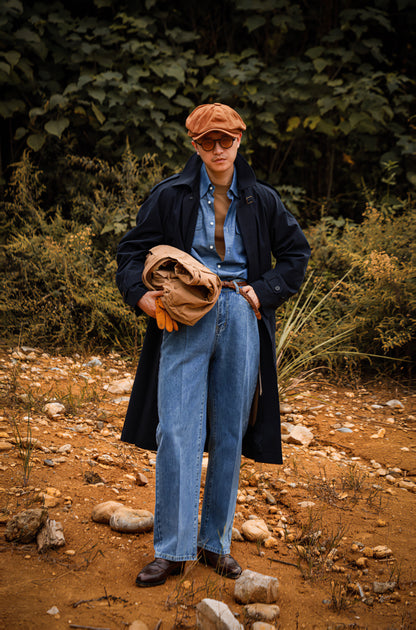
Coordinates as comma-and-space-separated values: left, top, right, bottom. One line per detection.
192, 131, 242, 180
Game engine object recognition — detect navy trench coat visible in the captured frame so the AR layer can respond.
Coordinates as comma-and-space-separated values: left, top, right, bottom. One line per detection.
116, 152, 310, 464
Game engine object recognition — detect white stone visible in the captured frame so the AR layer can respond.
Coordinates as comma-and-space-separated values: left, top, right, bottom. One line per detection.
106, 377, 134, 394
196, 598, 243, 629
286, 425, 314, 447
373, 545, 392, 558
241, 519, 271, 542
37, 519, 65, 552
234, 570, 279, 604
298, 501, 315, 508
386, 399, 404, 408
109, 507, 154, 533
46, 606, 59, 616
244, 603, 280, 623
43, 402, 65, 418
91, 501, 125, 524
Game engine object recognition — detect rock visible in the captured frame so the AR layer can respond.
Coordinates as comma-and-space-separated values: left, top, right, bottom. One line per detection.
370, 428, 386, 439
298, 501, 315, 508
91, 501, 125, 524
106, 377, 134, 394
263, 537, 278, 549
280, 422, 294, 436
84, 471, 106, 484
5, 508, 48, 543
109, 507, 154, 533
244, 603, 280, 623
43, 403, 65, 418
241, 519, 270, 542
136, 472, 149, 486
356, 557, 368, 568
373, 545, 392, 558
286, 425, 314, 447
263, 490, 276, 505
232, 527, 244, 542
46, 606, 60, 616
128, 622, 150, 630
386, 399, 404, 408
0, 441, 13, 452
373, 581, 396, 594
280, 403, 293, 415
84, 357, 102, 367
336, 427, 353, 433
234, 570, 279, 604
37, 519, 65, 552
196, 598, 243, 629
251, 624, 276, 630
398, 480, 415, 490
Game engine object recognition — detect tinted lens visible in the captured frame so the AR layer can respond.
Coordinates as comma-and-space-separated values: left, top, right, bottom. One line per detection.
219, 136, 234, 149
199, 136, 235, 151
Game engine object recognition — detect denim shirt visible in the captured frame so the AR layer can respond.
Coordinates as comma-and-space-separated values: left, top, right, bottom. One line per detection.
191, 164, 248, 280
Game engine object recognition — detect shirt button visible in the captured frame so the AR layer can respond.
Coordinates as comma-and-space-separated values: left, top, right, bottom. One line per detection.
274, 285, 281, 291
208, 200, 211, 205
210, 221, 214, 226
209, 245, 214, 250
217, 264, 221, 268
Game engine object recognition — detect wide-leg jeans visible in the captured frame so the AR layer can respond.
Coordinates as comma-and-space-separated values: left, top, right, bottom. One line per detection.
154, 287, 260, 561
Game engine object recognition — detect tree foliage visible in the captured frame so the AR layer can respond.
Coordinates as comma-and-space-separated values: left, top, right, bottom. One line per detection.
0, 0, 415, 219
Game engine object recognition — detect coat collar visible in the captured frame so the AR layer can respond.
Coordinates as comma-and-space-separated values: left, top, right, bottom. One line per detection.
173, 153, 257, 192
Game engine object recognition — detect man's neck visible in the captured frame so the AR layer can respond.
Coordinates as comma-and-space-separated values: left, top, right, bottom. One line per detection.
205, 165, 234, 188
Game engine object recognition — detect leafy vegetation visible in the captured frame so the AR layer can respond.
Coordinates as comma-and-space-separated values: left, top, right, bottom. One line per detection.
0, 0, 414, 220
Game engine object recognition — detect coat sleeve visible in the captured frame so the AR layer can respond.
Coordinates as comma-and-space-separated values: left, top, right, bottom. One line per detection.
116, 190, 166, 309
250, 187, 311, 310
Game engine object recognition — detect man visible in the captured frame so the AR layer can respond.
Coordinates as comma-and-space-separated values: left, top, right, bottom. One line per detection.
116, 102, 310, 587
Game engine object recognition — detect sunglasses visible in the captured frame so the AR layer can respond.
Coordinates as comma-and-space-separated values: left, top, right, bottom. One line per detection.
195, 136, 236, 151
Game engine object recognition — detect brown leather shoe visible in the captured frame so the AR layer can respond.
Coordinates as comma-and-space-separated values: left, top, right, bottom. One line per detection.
198, 547, 242, 579
135, 558, 185, 587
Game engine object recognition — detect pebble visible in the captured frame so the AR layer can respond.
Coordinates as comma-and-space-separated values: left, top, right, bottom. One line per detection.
370, 428, 386, 439
128, 622, 150, 630
373, 545, 392, 558
244, 603, 280, 623
232, 527, 244, 542
386, 399, 404, 408
336, 427, 353, 433
43, 403, 65, 418
298, 501, 315, 508
91, 501, 125, 523
241, 519, 271, 542
0, 441, 13, 452
109, 507, 154, 533
46, 606, 59, 616
286, 425, 314, 447
5, 508, 48, 543
136, 472, 149, 486
234, 570, 279, 604
196, 598, 243, 629
37, 519, 65, 552
105, 377, 134, 394
373, 581, 396, 594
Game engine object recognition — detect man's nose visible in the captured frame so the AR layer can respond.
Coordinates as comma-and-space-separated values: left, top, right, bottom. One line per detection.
213, 140, 223, 154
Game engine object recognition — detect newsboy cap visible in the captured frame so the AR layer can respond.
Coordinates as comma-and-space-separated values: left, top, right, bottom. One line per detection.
186, 103, 246, 140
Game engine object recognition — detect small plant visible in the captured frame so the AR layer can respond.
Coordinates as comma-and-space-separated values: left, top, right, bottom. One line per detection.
9, 413, 35, 487
293, 510, 347, 579
329, 579, 351, 611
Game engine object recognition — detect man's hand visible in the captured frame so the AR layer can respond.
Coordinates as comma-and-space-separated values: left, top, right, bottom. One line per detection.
240, 285, 261, 310
137, 290, 164, 318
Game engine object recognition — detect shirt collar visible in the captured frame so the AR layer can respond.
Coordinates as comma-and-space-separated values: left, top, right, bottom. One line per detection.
199, 163, 239, 199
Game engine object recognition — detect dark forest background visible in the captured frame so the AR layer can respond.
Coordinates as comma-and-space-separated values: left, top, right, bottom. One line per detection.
0, 0, 415, 375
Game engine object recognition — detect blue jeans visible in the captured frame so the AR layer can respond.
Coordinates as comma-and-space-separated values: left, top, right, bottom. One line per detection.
154, 287, 260, 561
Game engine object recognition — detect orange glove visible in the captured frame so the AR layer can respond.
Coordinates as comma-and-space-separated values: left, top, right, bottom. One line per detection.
155, 297, 178, 332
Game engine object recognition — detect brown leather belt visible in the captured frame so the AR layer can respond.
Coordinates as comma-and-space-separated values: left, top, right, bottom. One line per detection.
221, 280, 261, 320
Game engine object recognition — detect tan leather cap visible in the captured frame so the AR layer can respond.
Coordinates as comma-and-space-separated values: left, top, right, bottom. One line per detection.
186, 102, 246, 140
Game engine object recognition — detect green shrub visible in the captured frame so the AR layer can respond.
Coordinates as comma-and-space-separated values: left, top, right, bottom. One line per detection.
306, 201, 416, 365
0, 148, 165, 353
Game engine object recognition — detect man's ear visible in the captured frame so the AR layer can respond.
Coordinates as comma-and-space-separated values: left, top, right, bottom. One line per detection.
236, 133, 242, 149
191, 140, 199, 154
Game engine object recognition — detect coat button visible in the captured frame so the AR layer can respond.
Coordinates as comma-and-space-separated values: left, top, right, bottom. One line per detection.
274, 285, 281, 292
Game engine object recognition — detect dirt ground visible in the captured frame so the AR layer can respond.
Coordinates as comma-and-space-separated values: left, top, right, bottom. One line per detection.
0, 346, 415, 630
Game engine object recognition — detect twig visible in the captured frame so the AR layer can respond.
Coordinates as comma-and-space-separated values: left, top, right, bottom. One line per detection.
72, 594, 128, 608
268, 557, 299, 568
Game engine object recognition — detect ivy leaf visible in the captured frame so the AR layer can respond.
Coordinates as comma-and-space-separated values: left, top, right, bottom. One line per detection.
91, 102, 106, 125
0, 61, 10, 74
313, 58, 328, 73
44, 118, 70, 138
287, 116, 301, 132
27, 133, 45, 151
2, 51, 21, 67
244, 16, 266, 32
